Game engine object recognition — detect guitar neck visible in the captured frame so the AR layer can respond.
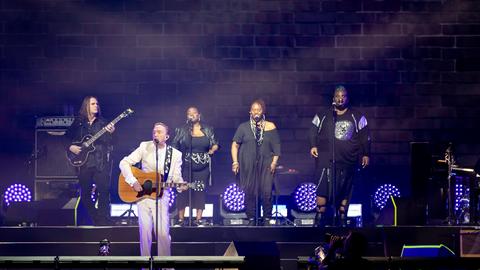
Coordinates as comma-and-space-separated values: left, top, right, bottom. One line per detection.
85, 114, 126, 146
161, 182, 185, 188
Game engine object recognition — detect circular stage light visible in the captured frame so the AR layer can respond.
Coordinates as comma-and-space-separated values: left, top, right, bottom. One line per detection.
373, 184, 400, 210
4, 184, 32, 206
293, 182, 317, 212
169, 190, 176, 208
222, 183, 245, 212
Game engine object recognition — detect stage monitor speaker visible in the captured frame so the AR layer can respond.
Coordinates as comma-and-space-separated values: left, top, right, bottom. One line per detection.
36, 197, 91, 226
401, 244, 455, 257
2, 201, 37, 226
375, 197, 426, 226
35, 129, 77, 178
34, 178, 78, 201
460, 230, 480, 257
2, 198, 90, 226
222, 241, 280, 270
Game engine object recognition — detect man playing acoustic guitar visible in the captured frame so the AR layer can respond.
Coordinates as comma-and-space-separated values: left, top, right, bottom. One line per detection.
119, 122, 186, 259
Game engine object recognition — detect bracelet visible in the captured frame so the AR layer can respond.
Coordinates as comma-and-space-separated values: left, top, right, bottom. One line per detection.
232, 161, 239, 165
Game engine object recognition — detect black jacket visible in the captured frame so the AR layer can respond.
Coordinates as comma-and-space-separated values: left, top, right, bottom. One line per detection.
65, 116, 113, 170
172, 123, 219, 153
309, 108, 370, 167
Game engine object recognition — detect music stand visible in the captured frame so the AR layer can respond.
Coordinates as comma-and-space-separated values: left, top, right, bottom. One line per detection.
271, 173, 294, 226
119, 203, 137, 225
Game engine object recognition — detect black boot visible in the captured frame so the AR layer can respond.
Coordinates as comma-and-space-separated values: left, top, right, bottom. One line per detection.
337, 212, 347, 227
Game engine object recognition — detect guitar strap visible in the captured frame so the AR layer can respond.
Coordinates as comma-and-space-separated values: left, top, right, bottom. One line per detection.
163, 145, 173, 182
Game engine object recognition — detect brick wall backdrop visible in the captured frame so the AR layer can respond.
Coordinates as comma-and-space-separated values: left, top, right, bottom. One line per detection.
1, 0, 480, 201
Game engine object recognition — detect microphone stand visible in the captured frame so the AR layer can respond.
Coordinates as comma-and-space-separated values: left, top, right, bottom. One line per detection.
331, 105, 337, 226
254, 127, 260, 226
154, 140, 159, 264
188, 122, 193, 226
253, 116, 263, 226
445, 144, 455, 225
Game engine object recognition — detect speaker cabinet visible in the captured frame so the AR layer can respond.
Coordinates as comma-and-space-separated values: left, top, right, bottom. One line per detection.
410, 142, 431, 202
376, 197, 426, 226
401, 244, 455, 257
34, 178, 78, 201
35, 129, 77, 178
461, 230, 480, 257
3, 198, 89, 226
223, 241, 280, 270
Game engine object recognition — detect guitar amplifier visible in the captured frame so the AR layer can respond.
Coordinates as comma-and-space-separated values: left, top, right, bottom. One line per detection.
34, 178, 78, 201
461, 230, 480, 257
35, 129, 77, 178
36, 116, 74, 128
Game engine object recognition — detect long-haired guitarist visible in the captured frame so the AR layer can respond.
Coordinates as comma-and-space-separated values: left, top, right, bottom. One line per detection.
65, 96, 115, 226
119, 122, 186, 258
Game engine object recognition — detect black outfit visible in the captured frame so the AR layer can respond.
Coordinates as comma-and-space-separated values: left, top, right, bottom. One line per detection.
232, 121, 281, 220
65, 116, 113, 225
172, 124, 218, 210
309, 108, 370, 206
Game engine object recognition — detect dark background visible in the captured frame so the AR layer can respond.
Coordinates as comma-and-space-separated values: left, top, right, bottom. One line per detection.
1, 0, 479, 214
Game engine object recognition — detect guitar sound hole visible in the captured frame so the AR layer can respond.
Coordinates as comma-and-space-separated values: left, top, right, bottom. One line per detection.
142, 180, 153, 195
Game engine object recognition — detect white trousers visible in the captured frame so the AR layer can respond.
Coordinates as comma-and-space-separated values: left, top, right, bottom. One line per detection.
137, 194, 171, 257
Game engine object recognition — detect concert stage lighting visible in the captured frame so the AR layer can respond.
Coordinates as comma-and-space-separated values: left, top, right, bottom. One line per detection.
455, 183, 470, 224
3, 184, 32, 206
220, 183, 247, 225
169, 190, 176, 208
291, 182, 317, 226
374, 184, 400, 210
98, 239, 111, 256
346, 203, 363, 227
91, 183, 96, 202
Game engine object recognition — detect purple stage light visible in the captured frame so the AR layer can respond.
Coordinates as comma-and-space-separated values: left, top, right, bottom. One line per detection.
91, 183, 97, 202
374, 184, 401, 210
293, 182, 317, 212
222, 183, 245, 212
455, 183, 469, 211
169, 190, 176, 208
4, 184, 32, 206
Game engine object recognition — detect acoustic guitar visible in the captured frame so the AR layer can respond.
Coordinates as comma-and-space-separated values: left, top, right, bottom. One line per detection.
118, 166, 205, 203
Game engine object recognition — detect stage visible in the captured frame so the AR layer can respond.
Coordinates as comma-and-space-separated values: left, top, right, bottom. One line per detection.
1, 224, 479, 269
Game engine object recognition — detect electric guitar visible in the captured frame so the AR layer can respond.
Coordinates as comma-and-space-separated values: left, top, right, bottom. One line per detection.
118, 166, 205, 203
66, 108, 134, 167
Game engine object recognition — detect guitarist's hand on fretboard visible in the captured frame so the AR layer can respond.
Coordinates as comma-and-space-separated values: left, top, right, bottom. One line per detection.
105, 123, 115, 134
133, 181, 143, 192
69, 145, 82, 155
178, 183, 189, 192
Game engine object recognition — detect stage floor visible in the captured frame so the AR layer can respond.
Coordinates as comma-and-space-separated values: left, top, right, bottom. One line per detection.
1, 224, 479, 269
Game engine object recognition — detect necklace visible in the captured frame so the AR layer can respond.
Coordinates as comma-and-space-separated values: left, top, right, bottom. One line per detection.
250, 118, 265, 145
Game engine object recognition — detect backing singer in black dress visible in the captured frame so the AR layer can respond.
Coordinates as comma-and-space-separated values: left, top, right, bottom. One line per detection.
172, 107, 219, 226
231, 99, 281, 226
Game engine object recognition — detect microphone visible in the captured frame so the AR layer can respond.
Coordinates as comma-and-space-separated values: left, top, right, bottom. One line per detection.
332, 101, 337, 106
253, 114, 262, 123
154, 138, 159, 144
